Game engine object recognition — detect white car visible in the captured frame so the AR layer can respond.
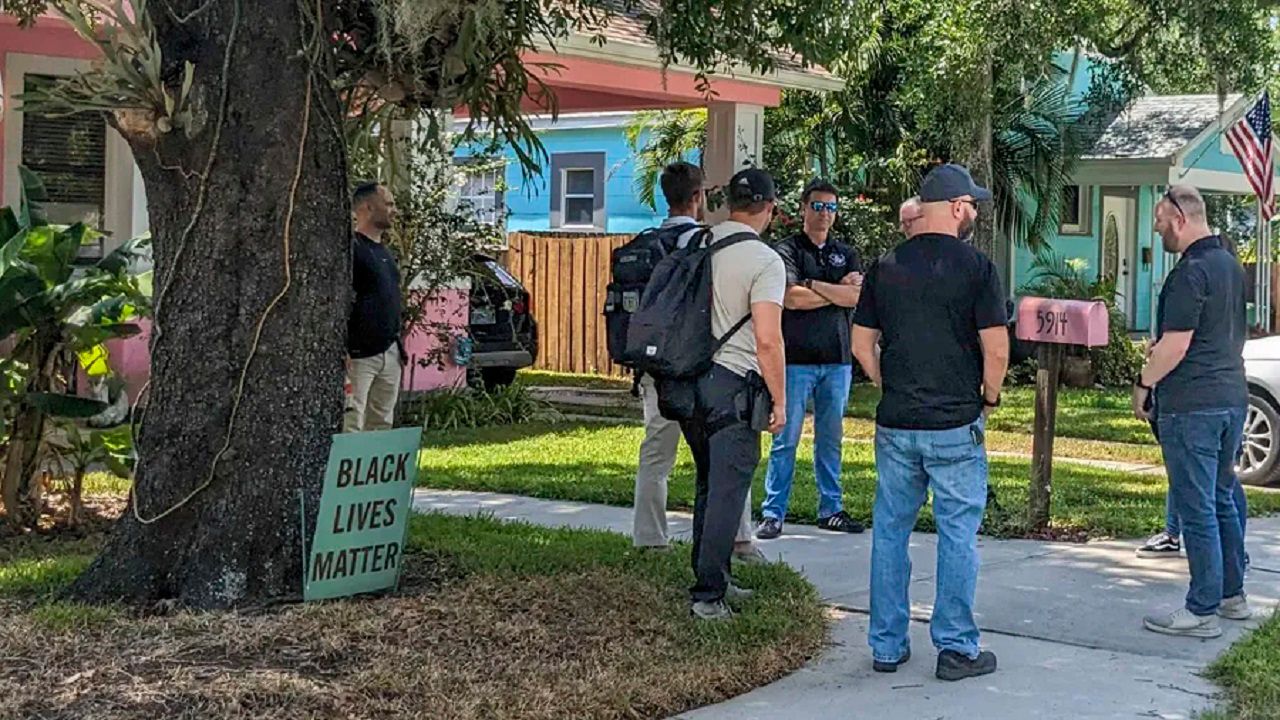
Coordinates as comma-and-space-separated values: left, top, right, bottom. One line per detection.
1241, 336, 1280, 485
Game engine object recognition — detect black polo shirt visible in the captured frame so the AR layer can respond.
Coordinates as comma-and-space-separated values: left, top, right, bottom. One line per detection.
348, 232, 403, 359
852, 233, 1007, 430
1154, 235, 1247, 415
774, 232, 862, 365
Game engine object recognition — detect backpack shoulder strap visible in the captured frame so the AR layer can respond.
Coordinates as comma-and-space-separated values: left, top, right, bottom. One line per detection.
707, 231, 766, 350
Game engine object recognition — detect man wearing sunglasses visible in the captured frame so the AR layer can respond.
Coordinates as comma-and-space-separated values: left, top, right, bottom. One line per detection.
1134, 185, 1250, 638
852, 163, 1008, 681
756, 179, 866, 540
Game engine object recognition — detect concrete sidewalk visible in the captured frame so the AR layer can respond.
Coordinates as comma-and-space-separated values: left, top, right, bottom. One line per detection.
414, 488, 1280, 720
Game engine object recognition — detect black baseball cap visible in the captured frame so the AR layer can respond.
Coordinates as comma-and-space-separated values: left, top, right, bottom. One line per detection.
919, 163, 992, 203
728, 168, 777, 203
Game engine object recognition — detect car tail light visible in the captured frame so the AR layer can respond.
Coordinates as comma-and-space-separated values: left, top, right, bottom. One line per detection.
512, 298, 528, 315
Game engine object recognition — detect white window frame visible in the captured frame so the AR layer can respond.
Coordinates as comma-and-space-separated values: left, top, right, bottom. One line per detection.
455, 158, 505, 228
3, 53, 141, 253
1059, 184, 1091, 236
560, 167, 597, 229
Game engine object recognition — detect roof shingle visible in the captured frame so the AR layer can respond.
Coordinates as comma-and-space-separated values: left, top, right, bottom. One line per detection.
1083, 94, 1241, 160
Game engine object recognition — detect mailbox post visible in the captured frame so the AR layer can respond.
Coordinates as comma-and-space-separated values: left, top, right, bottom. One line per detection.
1015, 298, 1110, 531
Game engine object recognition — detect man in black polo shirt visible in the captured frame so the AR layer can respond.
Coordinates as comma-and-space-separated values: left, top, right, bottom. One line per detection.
756, 180, 865, 540
1135, 185, 1250, 638
852, 164, 1008, 681
345, 181, 405, 432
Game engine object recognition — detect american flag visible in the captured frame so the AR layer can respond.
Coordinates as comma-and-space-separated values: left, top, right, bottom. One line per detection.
1225, 91, 1275, 221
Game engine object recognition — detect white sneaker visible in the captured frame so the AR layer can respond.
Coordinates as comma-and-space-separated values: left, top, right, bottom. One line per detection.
1143, 608, 1222, 638
1219, 594, 1252, 621
691, 600, 733, 621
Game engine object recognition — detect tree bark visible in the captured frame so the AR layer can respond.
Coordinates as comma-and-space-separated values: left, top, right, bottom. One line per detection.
965, 52, 1006, 289
1, 404, 45, 528
69, 0, 350, 608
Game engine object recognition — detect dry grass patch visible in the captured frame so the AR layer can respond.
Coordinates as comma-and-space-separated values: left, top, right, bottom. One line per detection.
0, 512, 827, 720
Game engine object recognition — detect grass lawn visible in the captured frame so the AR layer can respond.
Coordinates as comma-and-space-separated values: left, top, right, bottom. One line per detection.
519, 369, 632, 390
520, 370, 1160, 451
1199, 610, 1280, 720
1, 505, 826, 720
847, 384, 1156, 446
420, 422, 1280, 540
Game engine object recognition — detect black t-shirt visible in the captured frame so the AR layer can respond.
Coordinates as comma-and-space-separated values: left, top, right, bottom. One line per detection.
774, 232, 862, 365
1154, 235, 1247, 415
852, 233, 1007, 430
348, 232, 403, 359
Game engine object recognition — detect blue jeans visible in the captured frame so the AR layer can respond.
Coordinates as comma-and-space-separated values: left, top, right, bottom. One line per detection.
761, 364, 852, 521
1157, 407, 1248, 616
1166, 481, 1247, 540
869, 417, 988, 663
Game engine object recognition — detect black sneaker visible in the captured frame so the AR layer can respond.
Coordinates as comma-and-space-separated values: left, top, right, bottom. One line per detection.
873, 649, 910, 673
817, 511, 865, 534
1135, 531, 1180, 559
936, 650, 997, 682
756, 517, 783, 540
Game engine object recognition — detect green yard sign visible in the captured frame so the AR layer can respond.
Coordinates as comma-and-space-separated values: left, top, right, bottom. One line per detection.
303, 427, 422, 602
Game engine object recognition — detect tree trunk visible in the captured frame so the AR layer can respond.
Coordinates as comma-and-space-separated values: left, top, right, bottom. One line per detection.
1, 404, 45, 528
965, 53, 1006, 289
68, 467, 85, 529
70, 0, 349, 608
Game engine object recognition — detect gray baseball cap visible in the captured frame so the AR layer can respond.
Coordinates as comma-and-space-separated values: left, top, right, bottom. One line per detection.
919, 164, 992, 203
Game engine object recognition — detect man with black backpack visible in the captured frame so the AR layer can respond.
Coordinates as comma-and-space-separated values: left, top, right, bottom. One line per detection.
649, 168, 787, 621
620, 162, 762, 561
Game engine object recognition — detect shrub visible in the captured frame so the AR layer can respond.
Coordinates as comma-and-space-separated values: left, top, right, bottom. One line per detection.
1089, 307, 1144, 387
407, 384, 561, 431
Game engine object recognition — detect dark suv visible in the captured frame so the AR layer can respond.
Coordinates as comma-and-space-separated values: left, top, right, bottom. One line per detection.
467, 253, 538, 388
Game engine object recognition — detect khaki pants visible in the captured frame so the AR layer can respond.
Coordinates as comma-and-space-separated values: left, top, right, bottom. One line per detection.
633, 375, 753, 547
344, 345, 402, 433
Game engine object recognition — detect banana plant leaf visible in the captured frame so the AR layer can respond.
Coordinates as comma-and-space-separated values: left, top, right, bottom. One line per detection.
26, 392, 110, 418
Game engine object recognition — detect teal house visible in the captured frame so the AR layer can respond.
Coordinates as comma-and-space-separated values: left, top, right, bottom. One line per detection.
1010, 56, 1274, 334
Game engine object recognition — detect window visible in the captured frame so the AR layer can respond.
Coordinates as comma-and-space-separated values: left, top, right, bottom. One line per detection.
21, 74, 107, 260
456, 160, 504, 226
1059, 185, 1090, 235
550, 152, 605, 230
562, 169, 595, 227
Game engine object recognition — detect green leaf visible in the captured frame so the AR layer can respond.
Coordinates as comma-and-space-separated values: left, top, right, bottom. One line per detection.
26, 393, 109, 418
97, 233, 151, 275
17, 166, 48, 228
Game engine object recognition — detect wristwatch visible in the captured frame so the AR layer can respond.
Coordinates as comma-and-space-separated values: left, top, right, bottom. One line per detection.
803, 278, 814, 290
1134, 375, 1152, 391
983, 393, 1001, 408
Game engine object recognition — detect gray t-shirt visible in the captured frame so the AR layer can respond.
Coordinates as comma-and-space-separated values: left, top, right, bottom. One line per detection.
708, 221, 787, 377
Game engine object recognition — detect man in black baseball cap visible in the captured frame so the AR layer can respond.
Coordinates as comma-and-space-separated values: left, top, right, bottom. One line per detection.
684, 166, 788, 621
918, 163, 991, 242
853, 162, 1009, 680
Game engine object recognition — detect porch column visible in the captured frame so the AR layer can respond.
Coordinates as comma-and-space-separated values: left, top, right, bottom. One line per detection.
703, 101, 765, 223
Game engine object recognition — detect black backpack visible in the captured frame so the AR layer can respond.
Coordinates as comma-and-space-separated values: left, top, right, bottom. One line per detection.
621, 231, 758, 382
603, 223, 700, 365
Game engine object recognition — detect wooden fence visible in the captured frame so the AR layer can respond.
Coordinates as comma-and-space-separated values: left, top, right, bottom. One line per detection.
505, 232, 634, 377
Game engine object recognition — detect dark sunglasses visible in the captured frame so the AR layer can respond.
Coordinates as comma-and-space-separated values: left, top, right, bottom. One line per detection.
953, 198, 978, 209
1163, 190, 1186, 218
809, 201, 839, 213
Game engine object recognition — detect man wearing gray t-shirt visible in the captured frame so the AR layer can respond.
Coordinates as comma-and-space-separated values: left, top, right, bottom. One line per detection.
631, 162, 762, 563
684, 168, 788, 621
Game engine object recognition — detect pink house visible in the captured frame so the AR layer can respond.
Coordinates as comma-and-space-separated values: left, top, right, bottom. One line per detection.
2, 7, 838, 399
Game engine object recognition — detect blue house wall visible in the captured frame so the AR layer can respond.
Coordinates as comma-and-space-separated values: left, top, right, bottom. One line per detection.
456, 119, 670, 234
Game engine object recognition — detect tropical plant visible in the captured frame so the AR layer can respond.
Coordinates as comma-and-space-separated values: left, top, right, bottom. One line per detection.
0, 168, 149, 528
991, 77, 1088, 254
42, 422, 134, 527
623, 109, 707, 210
408, 384, 560, 431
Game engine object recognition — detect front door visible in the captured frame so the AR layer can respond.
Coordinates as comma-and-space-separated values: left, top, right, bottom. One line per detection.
1100, 189, 1138, 328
